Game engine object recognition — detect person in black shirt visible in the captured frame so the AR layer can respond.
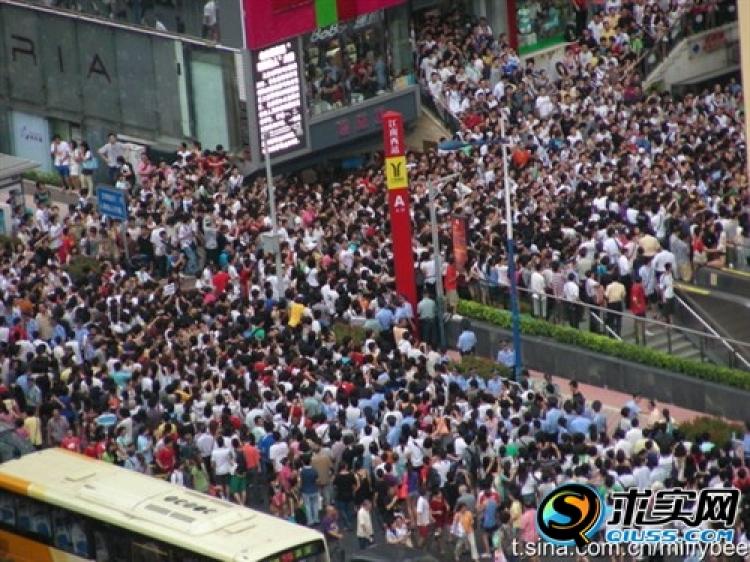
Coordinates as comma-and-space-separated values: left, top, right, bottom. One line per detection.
333, 462, 357, 531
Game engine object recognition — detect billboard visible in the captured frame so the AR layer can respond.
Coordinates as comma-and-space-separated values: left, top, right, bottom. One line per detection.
243, 0, 406, 50
253, 39, 307, 157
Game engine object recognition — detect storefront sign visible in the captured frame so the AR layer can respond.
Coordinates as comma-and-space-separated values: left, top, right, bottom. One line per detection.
452, 217, 468, 273
253, 40, 307, 156
10, 111, 50, 172
703, 30, 726, 53
382, 111, 417, 313
308, 87, 418, 152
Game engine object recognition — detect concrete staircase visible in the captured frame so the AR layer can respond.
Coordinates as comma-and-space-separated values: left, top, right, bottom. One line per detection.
620, 316, 707, 363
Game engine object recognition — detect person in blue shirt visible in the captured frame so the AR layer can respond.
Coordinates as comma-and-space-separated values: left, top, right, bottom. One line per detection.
569, 411, 592, 436
386, 416, 401, 449
624, 394, 641, 420
591, 400, 607, 435
457, 324, 477, 355
467, 374, 486, 391
543, 397, 563, 437
486, 374, 503, 397
496, 340, 515, 369
375, 306, 394, 332
299, 455, 321, 525
393, 296, 413, 324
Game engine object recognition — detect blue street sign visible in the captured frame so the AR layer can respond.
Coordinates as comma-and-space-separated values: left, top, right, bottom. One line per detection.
97, 185, 128, 221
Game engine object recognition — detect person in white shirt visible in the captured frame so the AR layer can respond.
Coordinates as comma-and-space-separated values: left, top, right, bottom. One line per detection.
210, 436, 233, 497
170, 464, 186, 487
529, 263, 547, 319
563, 273, 581, 328
356, 500, 374, 548
269, 434, 290, 472
202, 0, 218, 40
415, 490, 432, 547
98, 133, 125, 184
659, 263, 675, 323
50, 135, 72, 190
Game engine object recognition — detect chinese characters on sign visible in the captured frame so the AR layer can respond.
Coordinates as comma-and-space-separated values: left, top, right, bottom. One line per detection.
383, 114, 404, 157
334, 107, 386, 139
254, 41, 306, 156
609, 488, 739, 528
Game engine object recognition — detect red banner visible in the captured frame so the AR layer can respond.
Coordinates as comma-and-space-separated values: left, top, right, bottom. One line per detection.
452, 217, 468, 273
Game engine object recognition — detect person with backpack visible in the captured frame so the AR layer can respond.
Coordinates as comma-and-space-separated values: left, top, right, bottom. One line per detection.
477, 482, 499, 550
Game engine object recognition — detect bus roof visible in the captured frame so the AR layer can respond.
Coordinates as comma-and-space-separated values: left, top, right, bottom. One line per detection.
0, 448, 325, 562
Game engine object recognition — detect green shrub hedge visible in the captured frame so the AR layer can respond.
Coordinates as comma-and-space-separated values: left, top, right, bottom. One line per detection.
457, 300, 750, 391
451, 354, 511, 379
677, 416, 744, 446
23, 170, 63, 187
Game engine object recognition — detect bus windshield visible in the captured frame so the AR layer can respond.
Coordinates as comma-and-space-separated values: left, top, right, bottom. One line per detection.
261, 539, 329, 562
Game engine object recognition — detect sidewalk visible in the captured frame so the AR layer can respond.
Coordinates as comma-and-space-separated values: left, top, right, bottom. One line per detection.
447, 350, 727, 424
529, 370, 722, 426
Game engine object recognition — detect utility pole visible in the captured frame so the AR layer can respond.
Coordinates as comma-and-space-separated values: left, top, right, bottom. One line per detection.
263, 133, 284, 297
501, 114, 523, 381
428, 172, 460, 348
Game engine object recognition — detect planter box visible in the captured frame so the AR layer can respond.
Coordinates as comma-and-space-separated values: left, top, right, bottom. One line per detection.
447, 318, 750, 420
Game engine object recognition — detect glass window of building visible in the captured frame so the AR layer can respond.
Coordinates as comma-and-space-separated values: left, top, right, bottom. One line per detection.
516, 0, 572, 54
304, 12, 388, 114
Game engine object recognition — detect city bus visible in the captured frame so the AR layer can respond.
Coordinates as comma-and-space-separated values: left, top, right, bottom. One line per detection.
0, 448, 329, 562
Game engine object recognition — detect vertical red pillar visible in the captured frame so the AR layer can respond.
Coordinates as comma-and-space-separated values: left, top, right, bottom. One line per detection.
382, 111, 417, 314
507, 0, 519, 50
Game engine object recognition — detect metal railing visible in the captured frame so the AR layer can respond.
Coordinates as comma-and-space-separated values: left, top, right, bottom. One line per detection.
727, 239, 750, 272
674, 294, 750, 370
458, 278, 750, 370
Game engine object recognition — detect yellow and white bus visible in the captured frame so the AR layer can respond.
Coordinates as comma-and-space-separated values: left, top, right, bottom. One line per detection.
0, 448, 329, 562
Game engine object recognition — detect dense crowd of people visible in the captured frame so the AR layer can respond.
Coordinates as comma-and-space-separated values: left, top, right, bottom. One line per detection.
417, 1, 747, 331
3, 1, 750, 561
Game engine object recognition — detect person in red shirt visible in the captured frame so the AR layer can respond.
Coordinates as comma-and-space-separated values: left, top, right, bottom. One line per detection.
212, 268, 231, 294
511, 146, 531, 169
429, 488, 450, 540
155, 437, 176, 474
60, 429, 81, 453
444, 259, 459, 314
629, 276, 647, 345
57, 228, 76, 264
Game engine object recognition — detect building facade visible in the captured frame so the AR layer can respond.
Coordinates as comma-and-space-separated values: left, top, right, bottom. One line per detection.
0, 0, 419, 176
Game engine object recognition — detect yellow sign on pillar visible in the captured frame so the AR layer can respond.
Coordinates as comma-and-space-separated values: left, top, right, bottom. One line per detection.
385, 156, 408, 190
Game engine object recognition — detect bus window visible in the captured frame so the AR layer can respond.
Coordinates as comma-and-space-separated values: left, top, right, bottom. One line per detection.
52, 508, 90, 558
93, 523, 130, 562
0, 490, 15, 527
15, 496, 51, 539
132, 539, 170, 562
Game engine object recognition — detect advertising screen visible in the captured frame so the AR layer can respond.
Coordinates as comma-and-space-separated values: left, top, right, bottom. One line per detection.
253, 39, 307, 156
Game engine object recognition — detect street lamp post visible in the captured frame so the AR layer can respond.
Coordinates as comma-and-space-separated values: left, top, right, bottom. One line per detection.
500, 115, 523, 381
263, 133, 284, 298
427, 172, 460, 349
